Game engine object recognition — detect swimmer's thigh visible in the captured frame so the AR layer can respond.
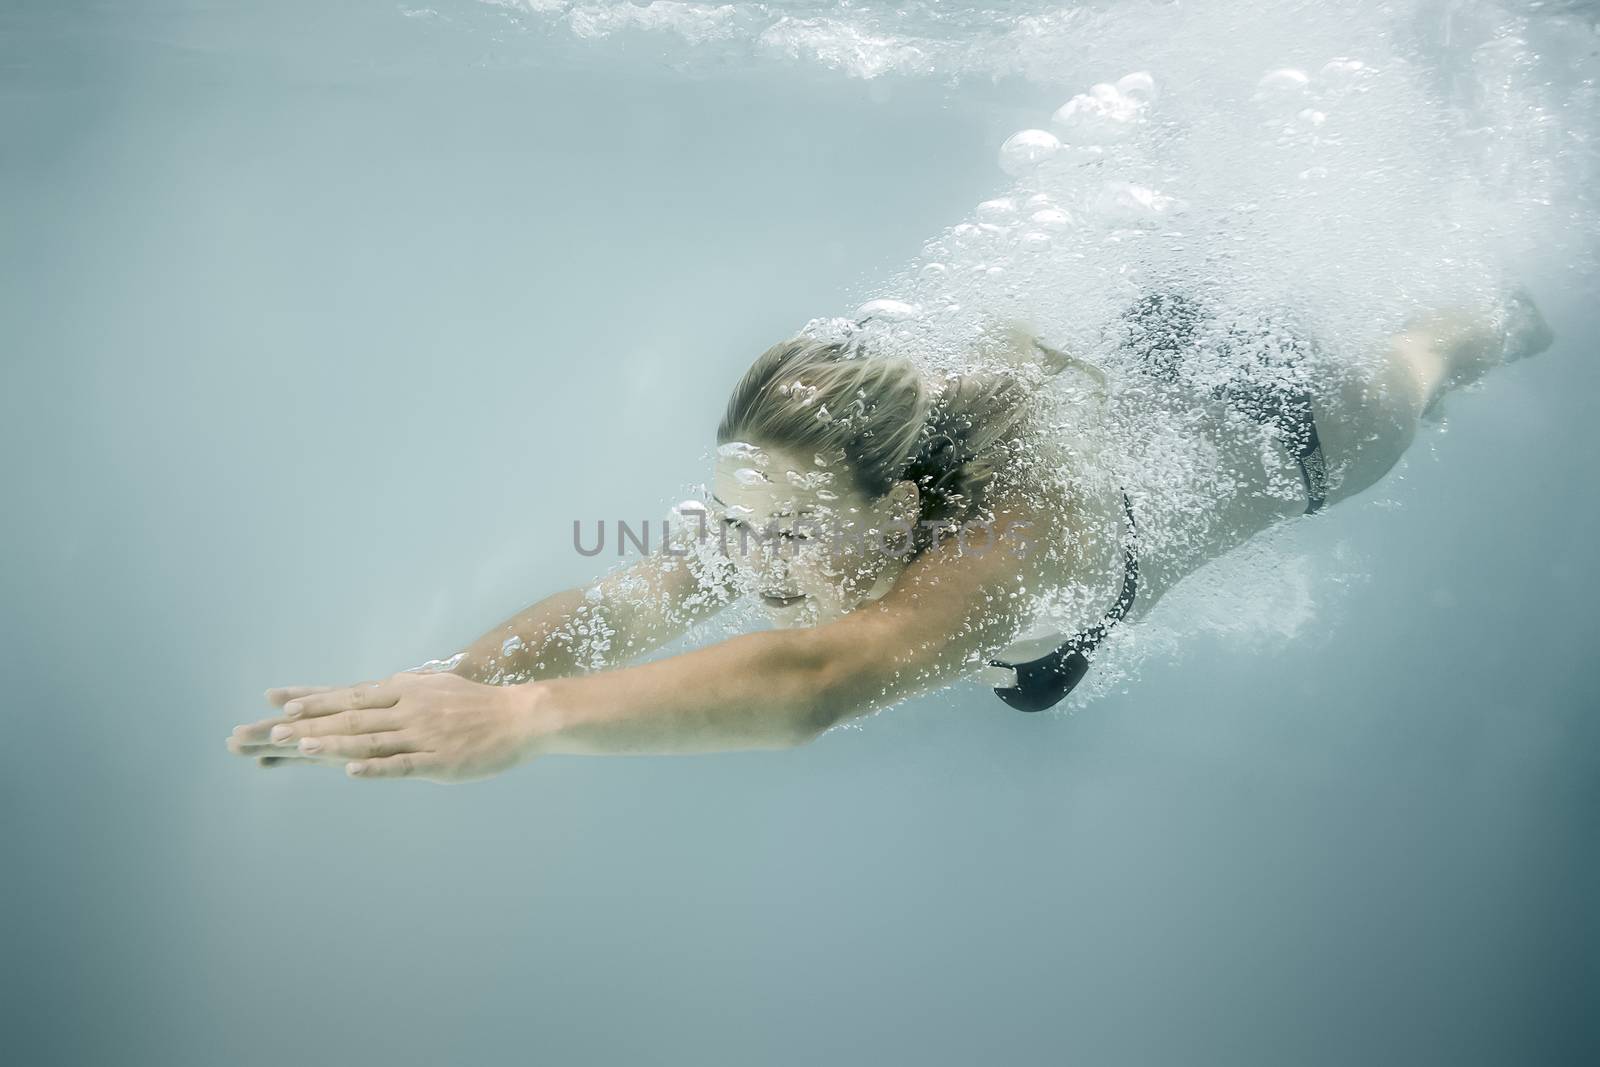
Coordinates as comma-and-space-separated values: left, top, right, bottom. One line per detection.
1315, 350, 1421, 506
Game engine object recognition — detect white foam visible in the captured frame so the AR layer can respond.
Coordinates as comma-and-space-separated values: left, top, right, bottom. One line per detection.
463, 0, 1599, 670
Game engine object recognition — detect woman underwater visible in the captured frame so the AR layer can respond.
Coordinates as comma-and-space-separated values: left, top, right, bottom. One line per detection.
227, 291, 1553, 782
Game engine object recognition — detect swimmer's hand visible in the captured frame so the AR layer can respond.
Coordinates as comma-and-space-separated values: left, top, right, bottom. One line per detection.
225, 673, 551, 783
226, 685, 342, 769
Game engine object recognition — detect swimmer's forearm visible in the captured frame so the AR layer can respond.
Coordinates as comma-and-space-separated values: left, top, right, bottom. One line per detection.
526, 629, 838, 756
449, 555, 726, 684
450, 586, 595, 684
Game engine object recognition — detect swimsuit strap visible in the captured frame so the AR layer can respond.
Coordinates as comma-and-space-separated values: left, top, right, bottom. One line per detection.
1293, 407, 1328, 515
989, 493, 1139, 712
1248, 383, 1328, 515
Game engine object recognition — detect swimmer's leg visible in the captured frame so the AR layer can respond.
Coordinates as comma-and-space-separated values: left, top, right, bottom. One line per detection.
1390, 290, 1554, 419
1317, 291, 1552, 506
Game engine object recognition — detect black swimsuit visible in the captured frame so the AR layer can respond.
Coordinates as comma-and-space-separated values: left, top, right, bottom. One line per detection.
988, 293, 1329, 712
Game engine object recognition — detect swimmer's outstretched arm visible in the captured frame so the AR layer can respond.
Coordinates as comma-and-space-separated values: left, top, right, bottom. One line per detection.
227, 548, 734, 768
235, 500, 1058, 782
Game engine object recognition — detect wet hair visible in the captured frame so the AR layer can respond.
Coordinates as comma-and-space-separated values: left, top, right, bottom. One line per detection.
716, 336, 1036, 550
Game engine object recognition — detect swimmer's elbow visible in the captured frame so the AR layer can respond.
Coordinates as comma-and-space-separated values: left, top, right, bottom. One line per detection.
785, 638, 856, 745
740, 629, 855, 747
787, 708, 837, 747
793, 622, 922, 742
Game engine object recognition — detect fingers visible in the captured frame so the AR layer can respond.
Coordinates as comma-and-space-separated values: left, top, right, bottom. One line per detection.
269, 707, 406, 745
282, 681, 399, 721
234, 678, 439, 780
294, 731, 416, 761
227, 728, 438, 779
241, 680, 387, 753
347, 752, 439, 780
227, 734, 345, 765
231, 717, 289, 747
264, 685, 336, 708
232, 740, 341, 761
257, 755, 340, 769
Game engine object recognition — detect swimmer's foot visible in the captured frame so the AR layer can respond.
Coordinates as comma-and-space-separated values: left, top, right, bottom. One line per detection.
1419, 288, 1553, 422
1497, 286, 1555, 363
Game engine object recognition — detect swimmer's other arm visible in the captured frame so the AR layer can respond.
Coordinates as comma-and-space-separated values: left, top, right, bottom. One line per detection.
528, 505, 1049, 756
446, 549, 735, 683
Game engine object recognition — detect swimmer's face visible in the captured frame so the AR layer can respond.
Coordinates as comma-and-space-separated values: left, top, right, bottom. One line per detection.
711, 442, 919, 628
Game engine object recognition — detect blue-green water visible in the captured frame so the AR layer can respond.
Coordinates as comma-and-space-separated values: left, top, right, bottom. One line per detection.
3, 2, 1597, 1064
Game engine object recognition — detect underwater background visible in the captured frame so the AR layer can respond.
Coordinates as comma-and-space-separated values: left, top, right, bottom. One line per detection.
3, 2, 1597, 1064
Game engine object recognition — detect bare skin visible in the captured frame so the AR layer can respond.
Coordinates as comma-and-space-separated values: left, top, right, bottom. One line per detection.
228, 469, 1087, 777
227, 299, 1550, 782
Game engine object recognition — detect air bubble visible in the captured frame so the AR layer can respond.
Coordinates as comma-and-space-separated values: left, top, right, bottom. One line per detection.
1029, 208, 1074, 231
1255, 68, 1311, 109
1052, 83, 1144, 143
950, 222, 983, 245
1116, 70, 1158, 103
1318, 57, 1367, 90
1090, 182, 1186, 224
974, 223, 1011, 249
976, 197, 1019, 221
998, 129, 1061, 176
855, 298, 920, 322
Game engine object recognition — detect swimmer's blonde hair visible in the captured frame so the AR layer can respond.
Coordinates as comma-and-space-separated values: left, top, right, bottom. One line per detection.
717, 337, 1036, 550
